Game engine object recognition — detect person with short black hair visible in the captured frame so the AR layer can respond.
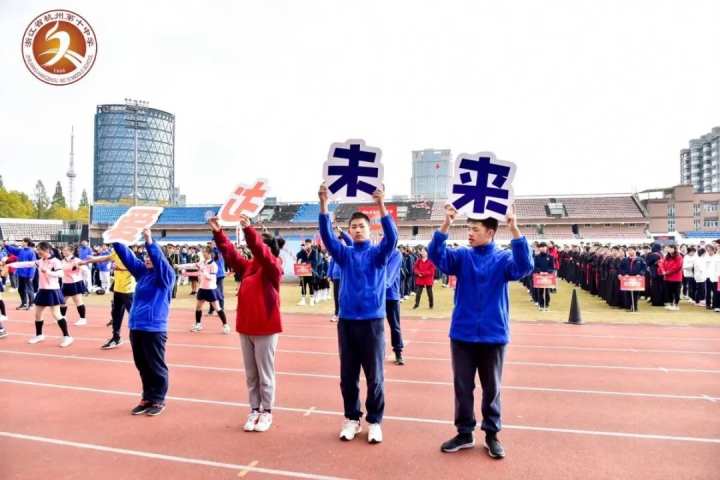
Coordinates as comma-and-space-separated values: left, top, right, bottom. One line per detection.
318, 183, 398, 445
429, 206, 533, 459
296, 239, 317, 306
5, 238, 36, 309
412, 247, 436, 309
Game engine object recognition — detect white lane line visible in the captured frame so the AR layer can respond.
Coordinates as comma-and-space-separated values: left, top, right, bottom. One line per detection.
0, 431, 350, 480
6, 329, 720, 359
304, 407, 317, 417
2, 378, 719, 445
7, 318, 720, 344
1, 349, 718, 401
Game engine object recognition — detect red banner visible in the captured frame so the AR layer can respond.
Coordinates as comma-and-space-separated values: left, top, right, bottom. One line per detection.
532, 273, 557, 289
356, 205, 398, 232
620, 275, 646, 292
294, 264, 313, 277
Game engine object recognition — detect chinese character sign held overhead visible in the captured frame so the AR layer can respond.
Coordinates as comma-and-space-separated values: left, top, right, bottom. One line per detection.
102, 207, 164, 245
447, 152, 516, 222
217, 180, 269, 226
323, 139, 384, 202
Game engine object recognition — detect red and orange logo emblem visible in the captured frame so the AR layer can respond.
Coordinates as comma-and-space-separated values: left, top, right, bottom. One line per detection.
22, 9, 97, 86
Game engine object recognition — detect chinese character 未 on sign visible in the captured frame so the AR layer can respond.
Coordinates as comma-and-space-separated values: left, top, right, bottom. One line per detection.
323, 139, 383, 202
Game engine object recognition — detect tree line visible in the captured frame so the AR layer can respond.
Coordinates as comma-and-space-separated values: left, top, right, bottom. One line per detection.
0, 175, 89, 221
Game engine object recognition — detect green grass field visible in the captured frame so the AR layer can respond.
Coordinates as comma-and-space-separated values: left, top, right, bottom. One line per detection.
56, 279, 720, 327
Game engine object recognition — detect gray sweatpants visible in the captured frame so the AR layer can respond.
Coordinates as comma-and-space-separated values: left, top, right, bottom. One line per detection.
239, 333, 279, 412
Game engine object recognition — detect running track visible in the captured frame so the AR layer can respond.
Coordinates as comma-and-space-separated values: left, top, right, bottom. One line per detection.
2, 301, 719, 479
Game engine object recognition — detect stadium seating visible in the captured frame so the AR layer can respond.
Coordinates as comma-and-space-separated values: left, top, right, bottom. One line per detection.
0, 219, 63, 242
290, 203, 337, 223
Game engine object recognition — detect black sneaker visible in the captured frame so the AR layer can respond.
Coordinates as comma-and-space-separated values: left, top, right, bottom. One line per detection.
394, 353, 405, 366
146, 403, 165, 416
15, 305, 27, 310
441, 433, 475, 453
485, 433, 505, 459
131, 401, 151, 415
101, 338, 123, 350
412, 304, 419, 310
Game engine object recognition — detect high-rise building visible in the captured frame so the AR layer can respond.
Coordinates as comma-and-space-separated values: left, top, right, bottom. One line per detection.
681, 127, 720, 193
411, 149, 452, 200
93, 102, 175, 205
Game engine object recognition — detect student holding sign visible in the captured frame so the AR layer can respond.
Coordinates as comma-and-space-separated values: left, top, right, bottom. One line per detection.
429, 205, 533, 459
208, 214, 283, 433
318, 182, 398, 444
533, 242, 555, 311
112, 228, 175, 416
618, 246, 647, 312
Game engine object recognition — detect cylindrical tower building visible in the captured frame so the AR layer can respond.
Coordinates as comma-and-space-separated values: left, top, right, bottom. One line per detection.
93, 103, 175, 204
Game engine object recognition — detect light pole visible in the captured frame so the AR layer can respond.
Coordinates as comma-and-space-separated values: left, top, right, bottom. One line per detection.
124, 98, 149, 206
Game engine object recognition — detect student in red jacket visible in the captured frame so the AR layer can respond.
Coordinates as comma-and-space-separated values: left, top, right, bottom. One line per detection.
661, 245, 684, 311
413, 247, 436, 309
208, 214, 283, 433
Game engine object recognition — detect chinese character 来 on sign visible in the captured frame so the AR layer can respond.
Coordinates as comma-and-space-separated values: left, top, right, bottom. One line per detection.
447, 152, 516, 222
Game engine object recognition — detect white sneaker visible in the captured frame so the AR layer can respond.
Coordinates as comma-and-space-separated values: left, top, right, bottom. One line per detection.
0, 329, 8, 339
222, 324, 231, 335
297, 298, 306, 306
59, 336, 74, 348
254, 412, 273, 432
309, 297, 316, 306
330, 315, 338, 323
339, 419, 361, 441
74, 318, 87, 326
190, 323, 203, 332
368, 423, 383, 444
28, 335, 45, 344
244, 411, 261, 432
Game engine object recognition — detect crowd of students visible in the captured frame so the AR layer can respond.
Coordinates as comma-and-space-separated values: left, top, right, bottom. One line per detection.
551, 241, 716, 313
25, 198, 720, 459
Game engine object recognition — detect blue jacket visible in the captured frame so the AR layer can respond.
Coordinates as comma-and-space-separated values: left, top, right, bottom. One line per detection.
328, 231, 354, 280
112, 241, 175, 332
428, 232, 534, 344
213, 247, 226, 279
77, 245, 92, 260
319, 213, 398, 320
96, 249, 111, 271
533, 252, 555, 273
385, 249, 402, 301
5, 245, 37, 278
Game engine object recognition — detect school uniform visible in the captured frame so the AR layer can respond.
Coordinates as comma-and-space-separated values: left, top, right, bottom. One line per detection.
618, 256, 646, 311
532, 252, 555, 308
385, 249, 404, 355
319, 212, 398, 424
428, 232, 533, 436
5, 245, 36, 307
112, 241, 175, 406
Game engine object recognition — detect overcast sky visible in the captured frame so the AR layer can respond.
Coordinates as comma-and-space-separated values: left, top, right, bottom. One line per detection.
1, 0, 719, 206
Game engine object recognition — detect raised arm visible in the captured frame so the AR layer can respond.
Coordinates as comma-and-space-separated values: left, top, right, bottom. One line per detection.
428, 205, 460, 275
4, 245, 22, 256
82, 254, 113, 265
243, 223, 281, 276
112, 242, 147, 279
318, 184, 348, 266
144, 231, 175, 288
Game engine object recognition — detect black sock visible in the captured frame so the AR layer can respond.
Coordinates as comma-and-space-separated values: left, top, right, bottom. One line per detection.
57, 318, 69, 337
0, 299, 5, 316
195, 309, 202, 324
264, 409, 271, 414
60, 306, 68, 317
217, 309, 227, 325
35, 321, 43, 336
77, 304, 86, 319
